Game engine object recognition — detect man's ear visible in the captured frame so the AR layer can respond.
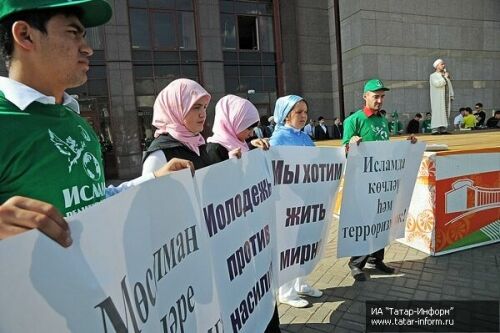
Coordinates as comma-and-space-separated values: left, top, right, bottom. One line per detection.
11, 21, 35, 51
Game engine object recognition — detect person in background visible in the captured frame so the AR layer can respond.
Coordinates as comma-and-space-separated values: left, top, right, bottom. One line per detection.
473, 102, 486, 128
342, 78, 417, 281
388, 112, 403, 135
406, 113, 422, 134
486, 110, 500, 128
332, 117, 343, 139
303, 119, 316, 140
255, 115, 273, 139
453, 108, 466, 130
429, 58, 454, 135
270, 95, 324, 308
314, 116, 330, 141
421, 112, 432, 133
267, 115, 276, 135
462, 107, 477, 129
0, 0, 192, 246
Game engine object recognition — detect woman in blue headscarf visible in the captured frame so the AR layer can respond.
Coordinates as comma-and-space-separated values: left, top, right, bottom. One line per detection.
269, 95, 315, 147
270, 95, 323, 308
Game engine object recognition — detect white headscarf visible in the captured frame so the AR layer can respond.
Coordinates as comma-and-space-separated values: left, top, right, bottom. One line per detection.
433, 59, 443, 69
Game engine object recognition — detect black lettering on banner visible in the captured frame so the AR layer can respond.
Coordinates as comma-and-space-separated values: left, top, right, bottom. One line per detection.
207, 319, 224, 333
285, 204, 327, 226
94, 276, 141, 333
363, 156, 406, 173
272, 160, 300, 185
230, 265, 273, 333
160, 286, 195, 333
368, 179, 400, 194
280, 240, 322, 270
227, 225, 271, 281
96, 226, 199, 332
202, 179, 273, 237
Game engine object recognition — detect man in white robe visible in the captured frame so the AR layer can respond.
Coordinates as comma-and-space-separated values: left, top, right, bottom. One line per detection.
429, 58, 454, 134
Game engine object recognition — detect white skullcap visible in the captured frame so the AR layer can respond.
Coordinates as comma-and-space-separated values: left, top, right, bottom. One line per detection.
433, 59, 444, 68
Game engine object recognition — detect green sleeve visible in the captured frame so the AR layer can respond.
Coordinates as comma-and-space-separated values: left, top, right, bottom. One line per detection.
342, 116, 357, 145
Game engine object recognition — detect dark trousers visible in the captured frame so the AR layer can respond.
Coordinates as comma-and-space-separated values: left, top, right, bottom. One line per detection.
349, 248, 385, 269
264, 305, 281, 333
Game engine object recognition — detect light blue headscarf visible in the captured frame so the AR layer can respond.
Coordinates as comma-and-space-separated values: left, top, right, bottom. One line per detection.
269, 95, 314, 147
273, 95, 304, 131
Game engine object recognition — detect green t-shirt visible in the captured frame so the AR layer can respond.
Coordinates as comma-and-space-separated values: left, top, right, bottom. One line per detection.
421, 119, 432, 133
342, 109, 389, 145
0, 94, 106, 216
388, 120, 403, 134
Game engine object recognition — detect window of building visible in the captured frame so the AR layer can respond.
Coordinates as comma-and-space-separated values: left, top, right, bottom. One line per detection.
220, 1, 277, 97
220, 1, 277, 115
238, 16, 258, 50
129, 0, 199, 148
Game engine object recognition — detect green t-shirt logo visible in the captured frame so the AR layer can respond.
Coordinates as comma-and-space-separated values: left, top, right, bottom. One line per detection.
48, 126, 102, 181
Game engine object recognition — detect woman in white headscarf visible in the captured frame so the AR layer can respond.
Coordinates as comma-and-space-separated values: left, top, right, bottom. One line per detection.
429, 58, 454, 134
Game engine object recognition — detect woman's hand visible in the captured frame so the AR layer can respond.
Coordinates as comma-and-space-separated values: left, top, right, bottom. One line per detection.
250, 138, 270, 150
229, 147, 242, 159
349, 136, 362, 145
154, 158, 195, 177
406, 134, 418, 144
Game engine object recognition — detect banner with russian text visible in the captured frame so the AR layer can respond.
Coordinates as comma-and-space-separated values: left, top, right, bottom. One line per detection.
269, 147, 345, 285
337, 141, 425, 257
0, 170, 221, 333
195, 149, 276, 333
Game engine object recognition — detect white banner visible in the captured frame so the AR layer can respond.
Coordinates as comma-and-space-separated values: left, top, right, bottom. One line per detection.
0, 147, 348, 333
268, 147, 345, 285
195, 150, 276, 333
0, 170, 220, 333
337, 141, 425, 258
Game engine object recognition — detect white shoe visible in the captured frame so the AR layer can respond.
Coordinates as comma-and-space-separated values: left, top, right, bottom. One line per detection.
298, 287, 323, 298
279, 297, 309, 308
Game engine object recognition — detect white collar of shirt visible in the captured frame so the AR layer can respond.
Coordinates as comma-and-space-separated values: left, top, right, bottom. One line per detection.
0, 76, 80, 114
285, 124, 302, 133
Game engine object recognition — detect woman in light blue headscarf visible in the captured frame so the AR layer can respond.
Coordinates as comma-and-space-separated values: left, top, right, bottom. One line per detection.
270, 95, 323, 308
269, 95, 315, 147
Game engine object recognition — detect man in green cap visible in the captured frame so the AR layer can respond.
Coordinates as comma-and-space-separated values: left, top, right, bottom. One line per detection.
0, 0, 193, 247
342, 78, 417, 281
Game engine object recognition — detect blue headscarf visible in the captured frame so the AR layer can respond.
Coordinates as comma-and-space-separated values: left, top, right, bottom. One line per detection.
273, 95, 304, 131
270, 95, 314, 147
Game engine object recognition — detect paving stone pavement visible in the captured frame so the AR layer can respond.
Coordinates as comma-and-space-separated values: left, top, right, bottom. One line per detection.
278, 218, 500, 333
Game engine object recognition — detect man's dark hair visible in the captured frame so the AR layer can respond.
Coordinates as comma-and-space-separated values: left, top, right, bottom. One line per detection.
459, 107, 466, 113
465, 107, 472, 113
415, 113, 422, 118
318, 116, 324, 121
0, 7, 83, 67
475, 102, 483, 108
426, 112, 431, 116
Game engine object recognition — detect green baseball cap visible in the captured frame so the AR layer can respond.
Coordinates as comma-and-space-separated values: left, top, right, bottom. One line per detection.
363, 78, 390, 93
0, 0, 112, 28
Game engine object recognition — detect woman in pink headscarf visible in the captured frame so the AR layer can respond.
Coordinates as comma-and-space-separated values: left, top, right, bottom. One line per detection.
206, 94, 268, 162
205, 95, 280, 332
142, 78, 212, 174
